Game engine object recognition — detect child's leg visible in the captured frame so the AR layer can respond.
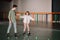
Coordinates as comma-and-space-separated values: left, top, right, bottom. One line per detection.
7, 21, 12, 33
27, 23, 30, 33
27, 23, 31, 36
23, 23, 27, 33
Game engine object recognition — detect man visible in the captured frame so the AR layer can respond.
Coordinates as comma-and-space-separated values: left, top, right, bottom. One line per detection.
7, 5, 18, 37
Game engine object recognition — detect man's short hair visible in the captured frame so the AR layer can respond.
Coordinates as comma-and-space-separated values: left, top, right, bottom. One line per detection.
13, 5, 17, 7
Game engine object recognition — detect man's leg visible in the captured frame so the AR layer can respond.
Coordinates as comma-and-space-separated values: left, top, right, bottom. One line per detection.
13, 22, 18, 37
7, 21, 12, 37
13, 22, 17, 33
7, 21, 12, 33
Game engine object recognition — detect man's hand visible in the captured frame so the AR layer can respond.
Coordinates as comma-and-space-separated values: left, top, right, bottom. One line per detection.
9, 18, 12, 23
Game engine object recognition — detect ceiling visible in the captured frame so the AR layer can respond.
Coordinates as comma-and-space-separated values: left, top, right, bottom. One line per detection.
0, 0, 12, 2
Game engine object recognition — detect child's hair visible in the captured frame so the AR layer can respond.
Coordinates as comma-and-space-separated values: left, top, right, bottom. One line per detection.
25, 11, 30, 15
13, 5, 17, 8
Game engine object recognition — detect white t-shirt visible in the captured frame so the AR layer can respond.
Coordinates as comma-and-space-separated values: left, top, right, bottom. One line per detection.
20, 15, 34, 24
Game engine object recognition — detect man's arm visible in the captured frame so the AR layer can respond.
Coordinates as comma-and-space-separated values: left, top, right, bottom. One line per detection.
8, 11, 12, 22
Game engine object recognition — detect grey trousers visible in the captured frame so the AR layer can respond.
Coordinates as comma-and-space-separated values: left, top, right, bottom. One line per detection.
7, 21, 17, 33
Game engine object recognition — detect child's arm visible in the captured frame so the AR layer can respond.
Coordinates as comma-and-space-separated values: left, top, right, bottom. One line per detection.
20, 16, 24, 18
30, 16, 35, 21
16, 14, 24, 18
19, 16, 24, 18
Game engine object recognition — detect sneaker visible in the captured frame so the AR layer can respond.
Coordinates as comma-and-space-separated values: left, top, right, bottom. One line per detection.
7, 33, 10, 37
27, 33, 31, 36
14, 33, 18, 37
23, 32, 26, 36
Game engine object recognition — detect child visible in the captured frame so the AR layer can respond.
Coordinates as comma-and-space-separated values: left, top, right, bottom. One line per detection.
20, 11, 34, 36
7, 5, 18, 37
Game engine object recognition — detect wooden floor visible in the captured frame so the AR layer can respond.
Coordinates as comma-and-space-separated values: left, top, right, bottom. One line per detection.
0, 21, 60, 40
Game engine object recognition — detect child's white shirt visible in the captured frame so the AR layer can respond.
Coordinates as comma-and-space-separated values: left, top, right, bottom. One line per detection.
20, 15, 34, 24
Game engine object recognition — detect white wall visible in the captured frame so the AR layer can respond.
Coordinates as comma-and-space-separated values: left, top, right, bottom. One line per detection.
12, 0, 52, 22
12, 0, 22, 12
17, 0, 52, 12
12, 0, 52, 12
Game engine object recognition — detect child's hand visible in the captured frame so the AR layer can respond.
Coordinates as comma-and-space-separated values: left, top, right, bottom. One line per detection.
30, 17, 35, 21
32, 19, 35, 21
16, 14, 20, 20
16, 14, 20, 16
